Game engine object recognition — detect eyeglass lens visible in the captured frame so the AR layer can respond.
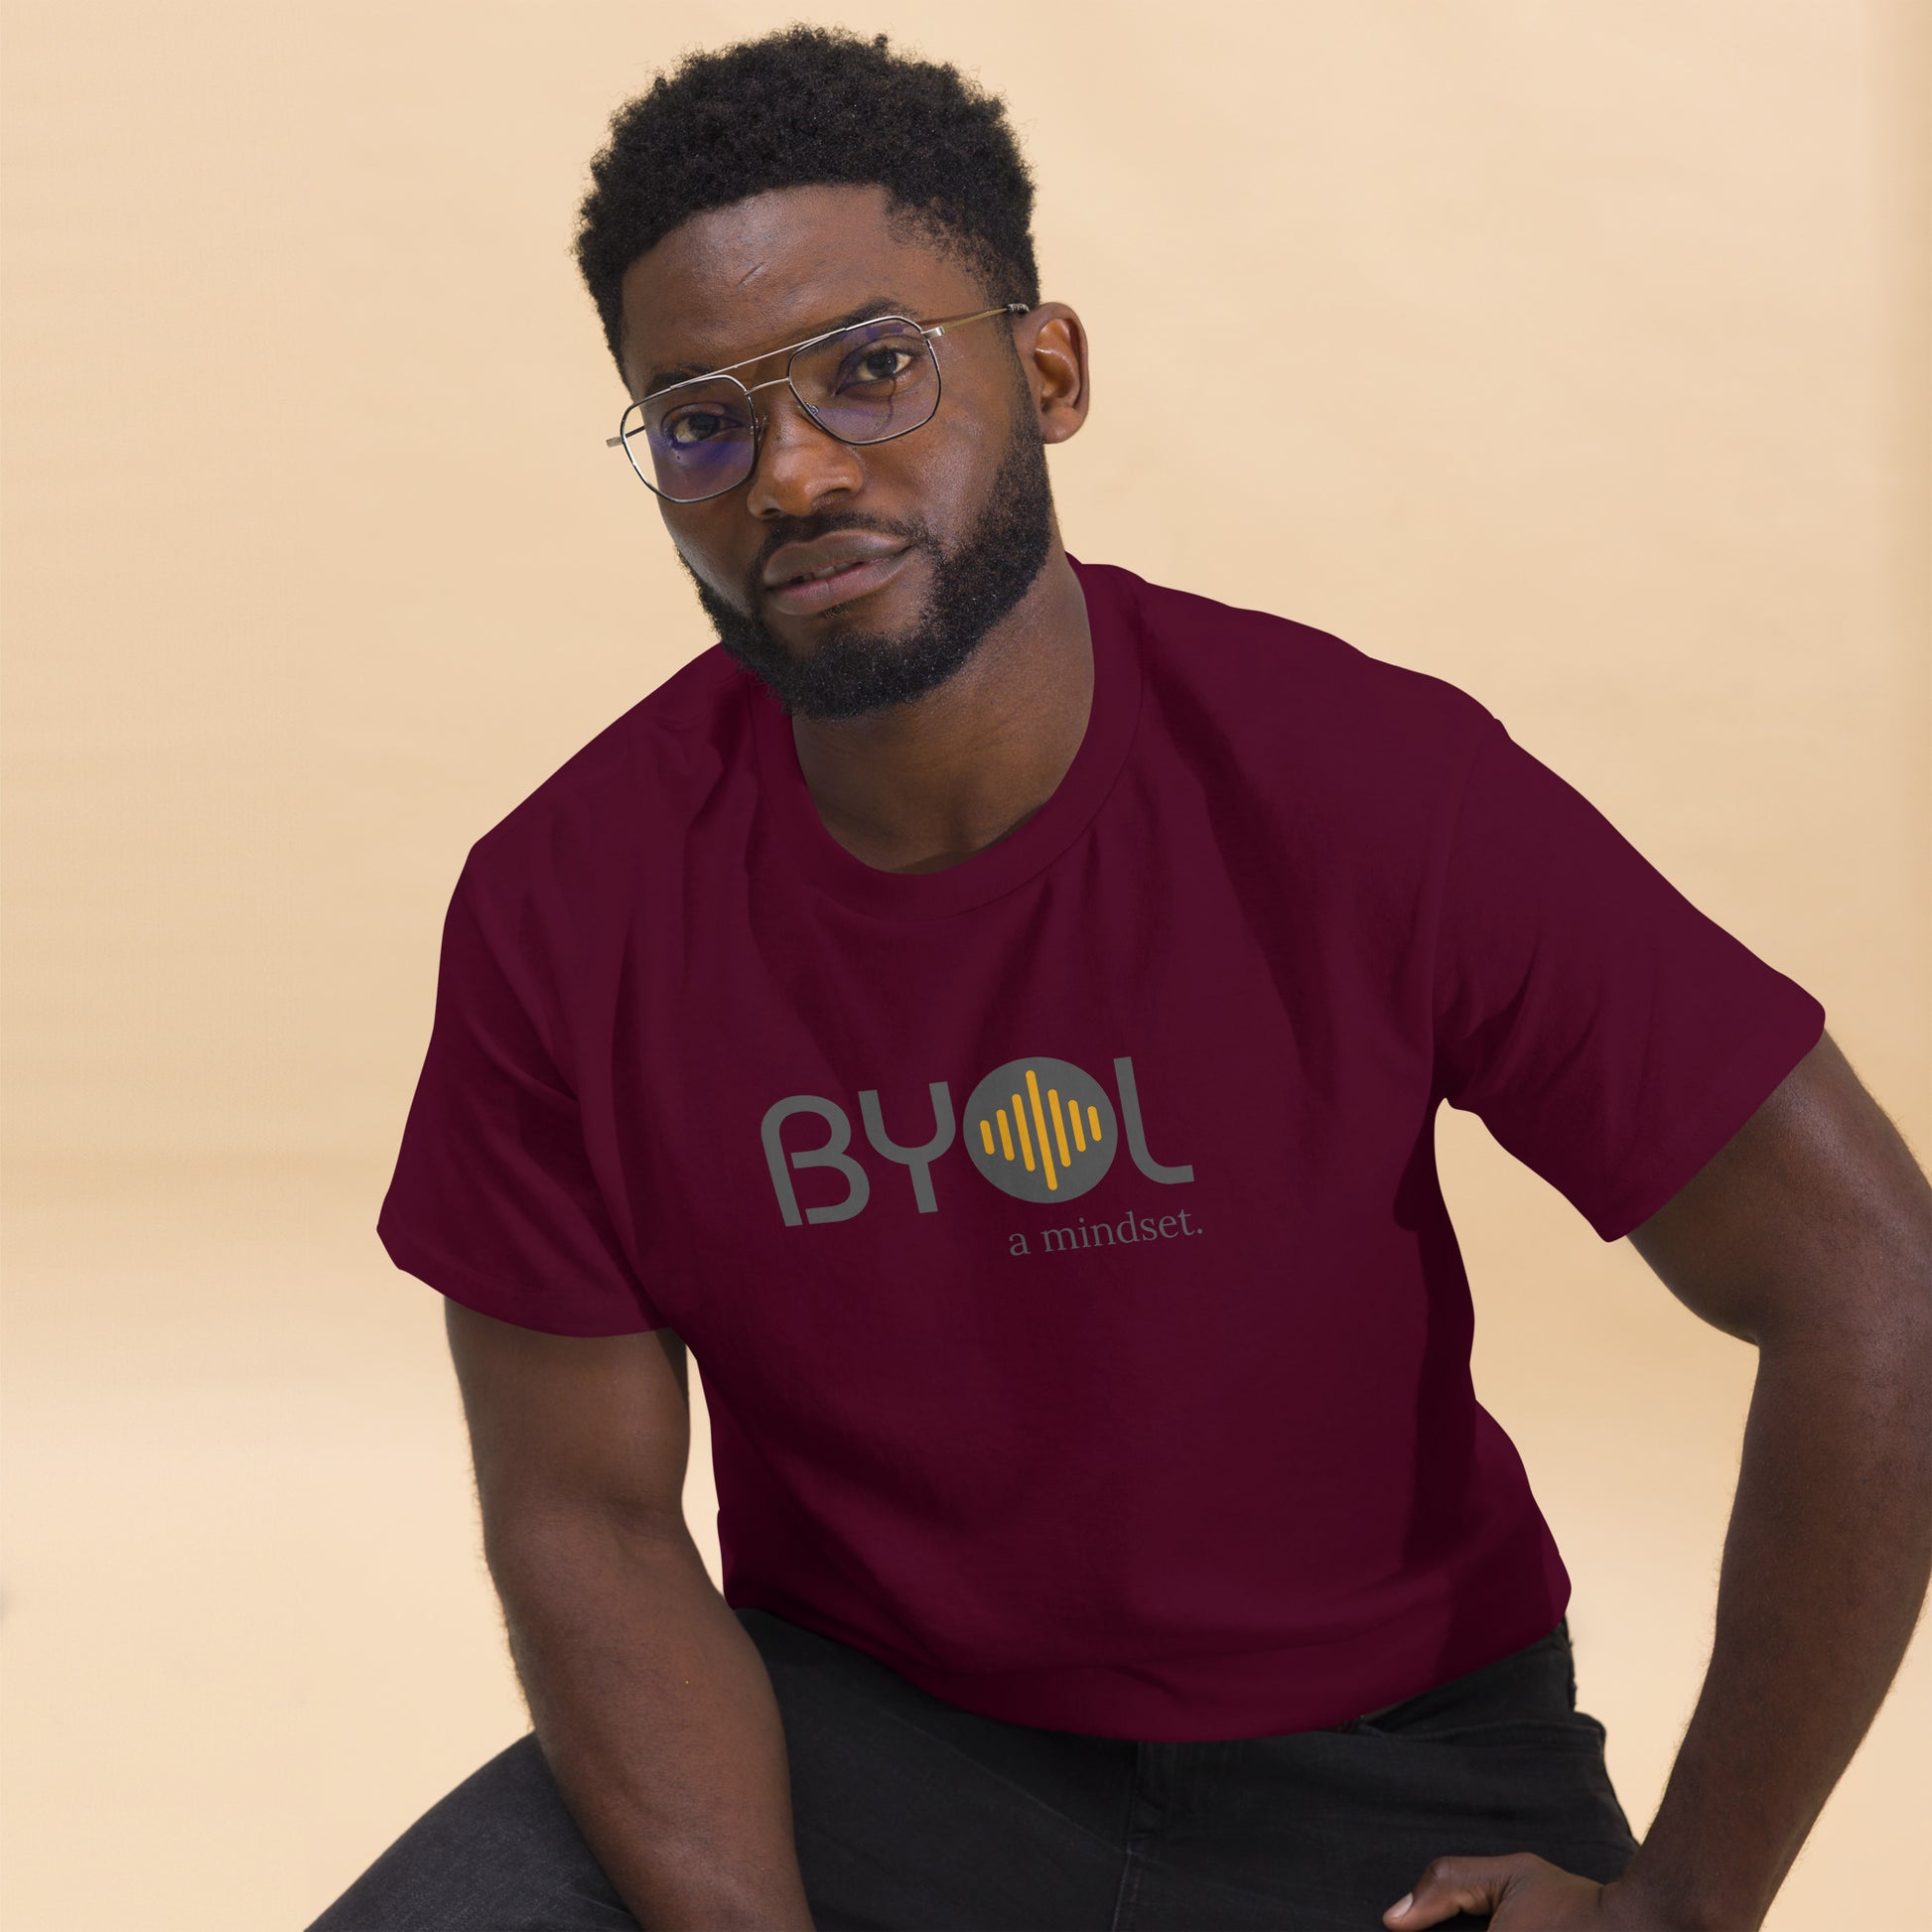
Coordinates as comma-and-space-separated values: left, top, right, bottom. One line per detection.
621, 318, 941, 501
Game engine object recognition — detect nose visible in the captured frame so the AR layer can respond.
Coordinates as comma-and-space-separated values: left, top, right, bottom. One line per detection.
743, 382, 867, 521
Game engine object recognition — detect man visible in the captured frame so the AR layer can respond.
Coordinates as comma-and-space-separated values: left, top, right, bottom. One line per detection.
310, 26, 1932, 1932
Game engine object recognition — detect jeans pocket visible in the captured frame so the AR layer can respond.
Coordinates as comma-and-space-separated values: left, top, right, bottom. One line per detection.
1356, 1710, 1608, 1754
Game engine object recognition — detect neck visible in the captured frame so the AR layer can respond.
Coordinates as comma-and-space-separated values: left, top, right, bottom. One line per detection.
788, 537, 1092, 876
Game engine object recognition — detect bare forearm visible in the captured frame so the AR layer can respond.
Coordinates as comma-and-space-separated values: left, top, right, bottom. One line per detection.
1618, 1324, 1932, 1930
489, 1510, 816, 1932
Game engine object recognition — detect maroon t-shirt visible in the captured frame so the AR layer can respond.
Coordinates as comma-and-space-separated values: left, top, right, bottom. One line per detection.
377, 554, 1824, 1739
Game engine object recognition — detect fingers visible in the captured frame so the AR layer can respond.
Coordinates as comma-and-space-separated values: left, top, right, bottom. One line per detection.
1385, 1853, 1544, 1927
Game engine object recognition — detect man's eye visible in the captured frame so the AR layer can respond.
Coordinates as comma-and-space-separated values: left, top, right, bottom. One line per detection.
665, 410, 734, 446
842, 345, 918, 387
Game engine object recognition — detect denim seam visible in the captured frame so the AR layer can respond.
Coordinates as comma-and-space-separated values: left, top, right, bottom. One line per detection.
1107, 1842, 1147, 1932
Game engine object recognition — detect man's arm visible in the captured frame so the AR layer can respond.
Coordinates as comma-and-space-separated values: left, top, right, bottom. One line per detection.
1389, 1029, 1932, 1931
444, 1301, 816, 1932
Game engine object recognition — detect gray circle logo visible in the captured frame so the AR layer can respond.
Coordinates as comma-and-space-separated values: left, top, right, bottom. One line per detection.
962, 1056, 1118, 1202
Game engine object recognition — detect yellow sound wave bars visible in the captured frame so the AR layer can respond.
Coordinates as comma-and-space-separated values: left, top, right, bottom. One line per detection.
975, 1064, 1103, 1192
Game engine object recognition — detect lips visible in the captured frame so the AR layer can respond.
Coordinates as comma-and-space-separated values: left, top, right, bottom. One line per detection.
761, 535, 913, 618
762, 530, 907, 586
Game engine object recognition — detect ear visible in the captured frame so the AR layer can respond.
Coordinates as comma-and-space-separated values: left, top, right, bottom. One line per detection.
1018, 303, 1090, 444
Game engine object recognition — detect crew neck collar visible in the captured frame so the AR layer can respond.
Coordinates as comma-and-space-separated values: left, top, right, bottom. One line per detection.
747, 553, 1144, 922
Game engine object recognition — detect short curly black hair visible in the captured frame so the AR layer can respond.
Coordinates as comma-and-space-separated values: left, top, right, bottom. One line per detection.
572, 25, 1040, 384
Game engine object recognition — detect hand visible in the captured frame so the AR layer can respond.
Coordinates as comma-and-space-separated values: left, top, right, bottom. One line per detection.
1384, 1855, 1694, 1929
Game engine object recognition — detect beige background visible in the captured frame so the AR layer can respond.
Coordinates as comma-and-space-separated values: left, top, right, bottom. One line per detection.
3, 2, 1927, 1927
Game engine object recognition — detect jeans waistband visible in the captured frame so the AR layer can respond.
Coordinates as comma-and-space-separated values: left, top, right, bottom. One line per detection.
1324, 1616, 1574, 1733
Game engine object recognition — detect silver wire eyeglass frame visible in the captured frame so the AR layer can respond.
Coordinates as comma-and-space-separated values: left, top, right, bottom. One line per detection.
605, 302, 1031, 503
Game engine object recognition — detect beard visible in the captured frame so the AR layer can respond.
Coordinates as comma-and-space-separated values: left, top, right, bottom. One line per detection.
677, 407, 1056, 722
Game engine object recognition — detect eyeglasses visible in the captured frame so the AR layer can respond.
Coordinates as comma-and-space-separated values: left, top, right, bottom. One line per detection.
605, 303, 1030, 503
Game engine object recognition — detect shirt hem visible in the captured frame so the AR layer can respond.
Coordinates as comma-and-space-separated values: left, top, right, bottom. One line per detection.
725, 1554, 1572, 1742
1583, 991, 1826, 1242
375, 1217, 669, 1337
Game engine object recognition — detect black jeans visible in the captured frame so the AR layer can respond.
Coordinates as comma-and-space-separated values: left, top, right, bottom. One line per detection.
306, 1606, 1639, 1931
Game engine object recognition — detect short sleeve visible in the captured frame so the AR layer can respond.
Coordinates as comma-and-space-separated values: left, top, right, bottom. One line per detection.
1431, 715, 1826, 1242
376, 858, 668, 1335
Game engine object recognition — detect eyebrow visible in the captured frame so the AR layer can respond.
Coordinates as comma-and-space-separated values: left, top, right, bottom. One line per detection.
641, 296, 919, 398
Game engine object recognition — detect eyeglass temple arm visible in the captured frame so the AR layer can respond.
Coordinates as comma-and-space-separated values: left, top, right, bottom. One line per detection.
925, 301, 1032, 339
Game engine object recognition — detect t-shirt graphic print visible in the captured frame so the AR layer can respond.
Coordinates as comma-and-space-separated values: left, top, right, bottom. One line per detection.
762, 1049, 1193, 1231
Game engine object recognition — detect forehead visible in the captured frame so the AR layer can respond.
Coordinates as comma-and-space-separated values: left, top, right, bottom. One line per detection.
618, 183, 988, 397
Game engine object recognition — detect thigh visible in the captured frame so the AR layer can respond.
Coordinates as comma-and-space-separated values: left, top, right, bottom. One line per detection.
304, 1732, 637, 1932
1116, 1623, 1641, 1932
306, 1607, 1138, 1932
740, 1605, 1132, 1932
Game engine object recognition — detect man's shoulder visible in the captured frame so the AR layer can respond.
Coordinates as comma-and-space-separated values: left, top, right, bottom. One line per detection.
462, 642, 747, 903
1096, 559, 1494, 776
